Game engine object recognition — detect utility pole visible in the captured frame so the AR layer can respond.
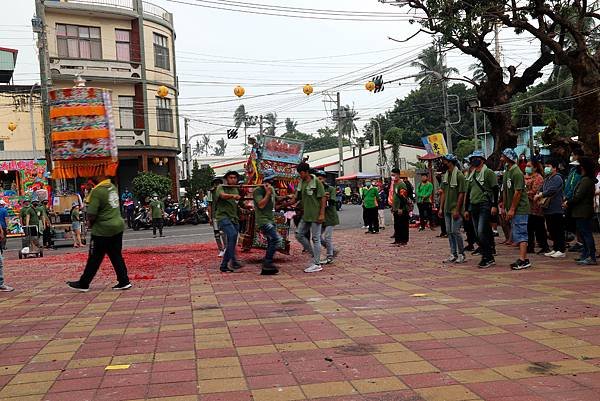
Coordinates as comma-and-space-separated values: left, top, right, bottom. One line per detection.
494, 22, 502, 63
33, 0, 52, 170
184, 117, 190, 183
437, 40, 452, 153
259, 115, 263, 137
29, 83, 39, 162
528, 106, 534, 160
336, 92, 344, 177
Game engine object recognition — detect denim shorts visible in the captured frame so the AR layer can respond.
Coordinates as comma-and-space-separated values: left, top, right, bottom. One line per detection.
511, 214, 529, 243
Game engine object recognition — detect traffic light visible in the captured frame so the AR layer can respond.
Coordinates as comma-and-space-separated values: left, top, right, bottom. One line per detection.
373, 75, 384, 93
227, 129, 238, 139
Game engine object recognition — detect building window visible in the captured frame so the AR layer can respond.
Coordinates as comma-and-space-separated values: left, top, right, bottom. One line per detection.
0, 141, 4, 151
115, 29, 131, 61
118, 96, 134, 129
153, 33, 170, 70
56, 24, 101, 59
156, 97, 173, 132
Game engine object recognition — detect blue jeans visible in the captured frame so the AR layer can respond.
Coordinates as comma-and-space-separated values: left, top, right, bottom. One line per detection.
445, 213, 464, 256
321, 225, 335, 258
0, 253, 4, 286
295, 220, 322, 266
471, 203, 495, 260
576, 218, 596, 261
259, 223, 282, 265
218, 218, 239, 268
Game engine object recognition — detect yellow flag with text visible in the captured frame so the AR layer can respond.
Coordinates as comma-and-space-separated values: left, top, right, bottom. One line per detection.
427, 133, 448, 156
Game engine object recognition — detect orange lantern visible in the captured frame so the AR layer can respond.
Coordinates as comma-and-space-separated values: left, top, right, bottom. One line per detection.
7, 122, 16, 132
303, 84, 314, 96
157, 86, 169, 98
234, 85, 245, 98
365, 81, 376, 92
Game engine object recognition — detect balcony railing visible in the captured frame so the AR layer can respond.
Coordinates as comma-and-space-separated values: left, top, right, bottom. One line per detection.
52, 0, 174, 25
142, 1, 174, 25
57, 0, 134, 10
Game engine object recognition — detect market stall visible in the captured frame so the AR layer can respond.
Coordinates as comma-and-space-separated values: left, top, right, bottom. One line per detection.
238, 136, 304, 254
0, 160, 50, 237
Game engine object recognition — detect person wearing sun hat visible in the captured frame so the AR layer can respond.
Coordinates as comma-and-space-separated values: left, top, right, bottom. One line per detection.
438, 154, 467, 264
253, 169, 282, 275
501, 148, 531, 270
465, 150, 499, 268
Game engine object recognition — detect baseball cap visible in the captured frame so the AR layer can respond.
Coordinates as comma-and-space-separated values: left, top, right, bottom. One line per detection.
502, 148, 518, 162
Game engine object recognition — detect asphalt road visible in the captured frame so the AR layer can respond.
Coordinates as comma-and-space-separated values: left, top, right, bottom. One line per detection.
4, 205, 390, 260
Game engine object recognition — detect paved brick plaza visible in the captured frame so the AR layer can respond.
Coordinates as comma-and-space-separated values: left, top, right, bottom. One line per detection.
1, 229, 600, 401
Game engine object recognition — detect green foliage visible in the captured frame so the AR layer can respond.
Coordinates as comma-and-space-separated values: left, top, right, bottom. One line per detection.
213, 138, 227, 156
385, 127, 405, 168
455, 139, 478, 161
285, 118, 298, 135
233, 104, 247, 129
132, 172, 172, 201
264, 112, 277, 136
410, 46, 459, 85
188, 161, 214, 199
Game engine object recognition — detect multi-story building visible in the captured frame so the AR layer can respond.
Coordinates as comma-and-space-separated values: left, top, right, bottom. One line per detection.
41, 0, 180, 194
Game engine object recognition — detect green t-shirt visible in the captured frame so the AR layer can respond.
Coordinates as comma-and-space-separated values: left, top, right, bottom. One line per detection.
299, 175, 325, 223
253, 186, 274, 227
150, 200, 164, 219
324, 186, 339, 227
442, 169, 467, 214
392, 181, 407, 211
71, 208, 80, 222
215, 185, 239, 224
503, 164, 530, 215
361, 186, 379, 209
87, 181, 125, 237
36, 205, 47, 221
416, 181, 433, 203
468, 167, 498, 205
20, 206, 39, 226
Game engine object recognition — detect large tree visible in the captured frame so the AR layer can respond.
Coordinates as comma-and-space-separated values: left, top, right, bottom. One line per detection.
410, 45, 459, 85
490, 0, 600, 154
396, 0, 554, 165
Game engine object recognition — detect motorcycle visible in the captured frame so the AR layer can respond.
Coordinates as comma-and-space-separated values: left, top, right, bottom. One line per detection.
132, 204, 152, 231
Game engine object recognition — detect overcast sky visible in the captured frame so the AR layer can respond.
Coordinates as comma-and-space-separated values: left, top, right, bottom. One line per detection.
7, 0, 548, 155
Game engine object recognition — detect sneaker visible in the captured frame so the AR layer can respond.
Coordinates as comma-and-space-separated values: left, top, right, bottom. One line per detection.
511, 259, 532, 270
464, 245, 475, 252
320, 257, 334, 265
456, 254, 466, 264
438, 233, 448, 238
261, 263, 279, 275
418, 227, 425, 232
218, 250, 225, 257
577, 257, 598, 266
304, 264, 323, 273
568, 243, 583, 252
471, 248, 481, 256
492, 230, 499, 237
478, 258, 496, 269
231, 261, 243, 270
537, 248, 551, 255
544, 250, 557, 257
0, 284, 14, 292
112, 282, 132, 291
220, 266, 234, 273
361, 225, 368, 229
551, 251, 566, 258
443, 255, 457, 264
66, 281, 89, 293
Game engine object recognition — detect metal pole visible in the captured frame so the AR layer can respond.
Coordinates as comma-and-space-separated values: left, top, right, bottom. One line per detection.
336, 92, 344, 176
372, 119, 384, 178
29, 83, 38, 162
184, 117, 190, 182
259, 115, 263, 136
473, 108, 478, 148
441, 77, 451, 153
528, 106, 534, 160
34, 0, 52, 170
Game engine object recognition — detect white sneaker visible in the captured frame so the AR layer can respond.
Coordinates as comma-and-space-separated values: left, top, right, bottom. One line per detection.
218, 250, 225, 257
0, 284, 14, 292
544, 250, 557, 257
456, 254, 466, 264
304, 264, 323, 273
551, 251, 566, 258
443, 255, 457, 264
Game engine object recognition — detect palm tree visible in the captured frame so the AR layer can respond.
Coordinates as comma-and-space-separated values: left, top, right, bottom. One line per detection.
285, 118, 298, 135
469, 62, 486, 83
264, 112, 277, 136
201, 134, 211, 156
338, 105, 359, 141
410, 46, 458, 85
233, 104, 247, 129
213, 138, 227, 156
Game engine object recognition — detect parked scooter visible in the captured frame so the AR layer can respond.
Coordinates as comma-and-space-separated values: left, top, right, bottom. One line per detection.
132, 203, 152, 231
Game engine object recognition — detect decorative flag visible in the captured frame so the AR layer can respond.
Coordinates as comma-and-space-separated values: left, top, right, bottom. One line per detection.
424, 133, 448, 156
49, 87, 118, 178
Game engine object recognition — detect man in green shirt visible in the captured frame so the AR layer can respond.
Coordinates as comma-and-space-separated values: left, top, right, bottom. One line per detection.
316, 170, 339, 264
390, 168, 409, 245
501, 148, 531, 270
362, 180, 380, 234
253, 170, 282, 275
20, 197, 41, 251
464, 151, 499, 268
207, 178, 226, 258
294, 162, 326, 273
438, 154, 467, 264
215, 171, 242, 273
416, 174, 434, 231
149, 193, 165, 238
68, 176, 131, 292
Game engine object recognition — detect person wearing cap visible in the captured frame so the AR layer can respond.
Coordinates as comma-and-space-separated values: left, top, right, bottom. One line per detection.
207, 177, 226, 257
294, 162, 326, 273
501, 148, 532, 270
464, 151, 499, 268
253, 170, 282, 275
316, 170, 339, 265
0, 200, 8, 252
67, 175, 131, 292
215, 171, 242, 272
390, 168, 409, 245
149, 193, 165, 238
362, 179, 380, 234
438, 154, 467, 264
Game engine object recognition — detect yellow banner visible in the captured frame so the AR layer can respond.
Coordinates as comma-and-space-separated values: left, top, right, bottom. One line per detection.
427, 133, 448, 156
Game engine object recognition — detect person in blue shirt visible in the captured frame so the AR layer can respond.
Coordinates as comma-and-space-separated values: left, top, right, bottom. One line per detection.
0, 200, 8, 252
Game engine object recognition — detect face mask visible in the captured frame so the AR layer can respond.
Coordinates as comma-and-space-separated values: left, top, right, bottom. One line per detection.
525, 167, 533, 174
544, 167, 552, 175
365, 182, 372, 187
471, 159, 482, 168
153, 197, 158, 200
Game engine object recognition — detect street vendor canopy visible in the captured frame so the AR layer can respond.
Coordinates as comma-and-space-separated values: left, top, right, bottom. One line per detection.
336, 172, 380, 181
49, 87, 118, 179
